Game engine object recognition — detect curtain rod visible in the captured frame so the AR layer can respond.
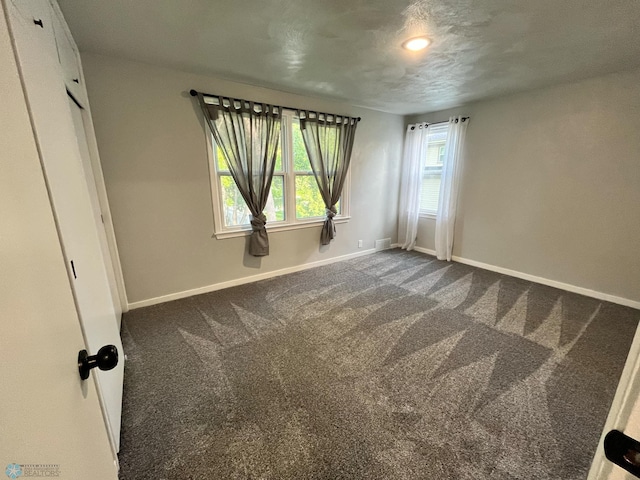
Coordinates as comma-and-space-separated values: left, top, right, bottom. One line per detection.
189, 89, 361, 122
409, 117, 469, 130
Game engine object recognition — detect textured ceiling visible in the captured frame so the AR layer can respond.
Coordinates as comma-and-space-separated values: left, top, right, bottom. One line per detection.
57, 0, 640, 115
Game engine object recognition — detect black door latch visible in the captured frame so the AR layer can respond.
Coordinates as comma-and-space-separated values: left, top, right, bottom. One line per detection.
78, 345, 118, 380
605, 430, 640, 477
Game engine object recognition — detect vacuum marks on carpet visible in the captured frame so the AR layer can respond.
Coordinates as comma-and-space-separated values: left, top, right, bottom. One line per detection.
118, 250, 638, 479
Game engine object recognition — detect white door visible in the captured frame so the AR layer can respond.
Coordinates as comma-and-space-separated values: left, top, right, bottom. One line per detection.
68, 97, 123, 324
65, 96, 125, 451
589, 325, 640, 479
5, 0, 124, 452
0, 0, 117, 475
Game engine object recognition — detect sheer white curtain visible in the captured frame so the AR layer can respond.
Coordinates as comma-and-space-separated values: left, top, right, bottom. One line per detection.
398, 123, 430, 250
435, 116, 469, 260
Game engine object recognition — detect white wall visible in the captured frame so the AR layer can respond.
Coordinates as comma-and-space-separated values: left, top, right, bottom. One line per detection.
407, 68, 640, 304
82, 54, 404, 306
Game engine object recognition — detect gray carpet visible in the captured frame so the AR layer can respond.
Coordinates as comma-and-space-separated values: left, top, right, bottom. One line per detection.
118, 249, 639, 479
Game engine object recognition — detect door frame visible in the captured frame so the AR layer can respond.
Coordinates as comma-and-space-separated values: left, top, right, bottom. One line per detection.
589, 323, 640, 478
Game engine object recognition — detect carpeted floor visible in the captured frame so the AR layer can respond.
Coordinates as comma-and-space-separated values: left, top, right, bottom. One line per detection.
118, 249, 639, 479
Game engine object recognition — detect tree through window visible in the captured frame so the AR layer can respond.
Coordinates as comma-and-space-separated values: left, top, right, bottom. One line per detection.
209, 111, 348, 235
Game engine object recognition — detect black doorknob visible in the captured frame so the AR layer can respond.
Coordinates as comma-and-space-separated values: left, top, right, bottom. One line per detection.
78, 345, 118, 380
604, 430, 640, 477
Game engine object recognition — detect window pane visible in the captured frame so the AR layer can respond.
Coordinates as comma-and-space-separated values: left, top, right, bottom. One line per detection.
293, 121, 340, 174
295, 175, 326, 219
274, 135, 283, 172
292, 120, 311, 172
220, 175, 248, 226
419, 124, 448, 212
219, 175, 284, 227
216, 145, 228, 172
426, 141, 445, 167
214, 140, 283, 173
265, 175, 285, 222
420, 171, 442, 213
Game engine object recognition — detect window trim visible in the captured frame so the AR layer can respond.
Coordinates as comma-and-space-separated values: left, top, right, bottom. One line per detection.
205, 109, 350, 239
212, 216, 352, 240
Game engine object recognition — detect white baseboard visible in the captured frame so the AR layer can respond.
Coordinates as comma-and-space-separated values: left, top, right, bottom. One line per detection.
128, 248, 378, 310
129, 244, 639, 311
413, 246, 640, 310
413, 246, 436, 256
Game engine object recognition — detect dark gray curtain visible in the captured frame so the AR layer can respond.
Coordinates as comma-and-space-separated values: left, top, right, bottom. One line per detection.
198, 93, 282, 256
299, 112, 358, 245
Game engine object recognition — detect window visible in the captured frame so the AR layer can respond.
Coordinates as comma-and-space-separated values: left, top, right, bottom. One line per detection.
208, 111, 349, 238
420, 124, 449, 215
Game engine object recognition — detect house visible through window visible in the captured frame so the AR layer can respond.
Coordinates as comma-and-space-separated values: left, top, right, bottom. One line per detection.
208, 110, 348, 237
420, 124, 449, 214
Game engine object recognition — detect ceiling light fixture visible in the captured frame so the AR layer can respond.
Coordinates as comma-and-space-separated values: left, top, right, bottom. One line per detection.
402, 36, 431, 51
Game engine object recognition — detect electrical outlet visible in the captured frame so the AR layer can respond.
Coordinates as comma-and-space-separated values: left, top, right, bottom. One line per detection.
358, 240, 363, 248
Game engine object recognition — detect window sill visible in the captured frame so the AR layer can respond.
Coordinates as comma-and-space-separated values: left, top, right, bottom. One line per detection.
419, 212, 437, 220
213, 216, 351, 240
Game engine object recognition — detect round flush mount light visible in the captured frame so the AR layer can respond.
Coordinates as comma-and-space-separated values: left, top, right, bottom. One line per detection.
402, 36, 431, 51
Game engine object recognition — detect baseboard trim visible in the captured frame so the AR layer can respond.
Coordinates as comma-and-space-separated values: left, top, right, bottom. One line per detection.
413, 247, 640, 309
413, 246, 436, 256
129, 245, 640, 311
128, 248, 379, 310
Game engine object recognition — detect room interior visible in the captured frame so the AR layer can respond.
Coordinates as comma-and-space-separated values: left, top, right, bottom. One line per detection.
2, 0, 640, 479
60, 2, 640, 310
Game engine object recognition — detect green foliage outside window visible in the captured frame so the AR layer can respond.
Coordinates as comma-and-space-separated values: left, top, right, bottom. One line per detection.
292, 121, 311, 172
216, 120, 337, 228
295, 176, 325, 218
